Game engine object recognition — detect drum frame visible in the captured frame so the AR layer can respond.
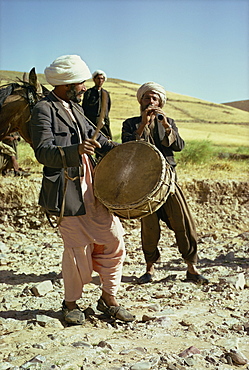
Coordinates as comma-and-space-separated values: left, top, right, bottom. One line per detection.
94, 141, 173, 219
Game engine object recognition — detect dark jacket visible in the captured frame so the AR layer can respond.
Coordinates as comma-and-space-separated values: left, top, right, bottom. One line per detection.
82, 87, 112, 139
30, 92, 115, 216
121, 116, 185, 167
82, 87, 111, 123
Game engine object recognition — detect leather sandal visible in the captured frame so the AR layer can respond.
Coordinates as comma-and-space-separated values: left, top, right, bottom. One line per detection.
137, 272, 153, 284
62, 300, 85, 325
97, 298, 135, 322
186, 271, 209, 285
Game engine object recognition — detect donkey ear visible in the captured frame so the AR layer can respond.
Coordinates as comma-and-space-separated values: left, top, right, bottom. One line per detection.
29, 67, 38, 88
23, 72, 29, 83
29, 67, 43, 94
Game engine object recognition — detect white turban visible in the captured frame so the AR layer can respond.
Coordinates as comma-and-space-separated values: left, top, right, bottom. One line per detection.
137, 82, 167, 107
92, 70, 107, 81
44, 55, 92, 86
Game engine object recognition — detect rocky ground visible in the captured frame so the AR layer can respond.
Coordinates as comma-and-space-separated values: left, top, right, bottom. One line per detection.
0, 175, 249, 370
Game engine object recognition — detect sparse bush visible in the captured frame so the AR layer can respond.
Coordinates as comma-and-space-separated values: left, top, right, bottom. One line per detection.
176, 140, 214, 165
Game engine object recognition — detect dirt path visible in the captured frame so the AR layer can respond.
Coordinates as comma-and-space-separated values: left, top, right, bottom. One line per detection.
0, 177, 248, 369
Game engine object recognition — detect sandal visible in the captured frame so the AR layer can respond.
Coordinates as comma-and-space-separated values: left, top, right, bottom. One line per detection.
62, 300, 85, 325
137, 272, 153, 284
97, 298, 135, 322
186, 271, 209, 285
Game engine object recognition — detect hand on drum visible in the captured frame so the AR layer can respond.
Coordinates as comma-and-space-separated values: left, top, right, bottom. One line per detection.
78, 139, 101, 156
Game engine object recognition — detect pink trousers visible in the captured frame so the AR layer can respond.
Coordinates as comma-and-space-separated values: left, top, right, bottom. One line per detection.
59, 223, 126, 302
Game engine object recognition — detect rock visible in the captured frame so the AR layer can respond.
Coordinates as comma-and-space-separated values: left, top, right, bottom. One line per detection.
142, 314, 155, 322
36, 314, 64, 329
31, 280, 54, 296
145, 303, 160, 312
228, 349, 248, 365
235, 272, 246, 290
0, 317, 24, 334
130, 361, 152, 370
97, 340, 113, 349
21, 355, 47, 367
178, 346, 201, 358
0, 242, 8, 253
0, 363, 15, 370
154, 316, 172, 328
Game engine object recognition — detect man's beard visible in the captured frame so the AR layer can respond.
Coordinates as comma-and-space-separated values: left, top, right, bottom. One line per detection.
66, 85, 82, 103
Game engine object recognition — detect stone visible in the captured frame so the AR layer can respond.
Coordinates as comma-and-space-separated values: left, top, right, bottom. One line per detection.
228, 350, 248, 365
130, 361, 152, 370
235, 272, 246, 290
0, 363, 15, 370
71, 341, 92, 348
142, 314, 155, 322
0, 317, 24, 334
36, 314, 64, 329
178, 346, 201, 358
31, 280, 54, 296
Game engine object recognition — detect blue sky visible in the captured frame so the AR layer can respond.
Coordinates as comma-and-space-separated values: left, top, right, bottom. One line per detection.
0, 0, 248, 103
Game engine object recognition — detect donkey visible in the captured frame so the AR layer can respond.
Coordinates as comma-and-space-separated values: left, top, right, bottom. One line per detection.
0, 68, 49, 144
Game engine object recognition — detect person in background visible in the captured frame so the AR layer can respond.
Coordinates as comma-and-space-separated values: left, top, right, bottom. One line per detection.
122, 82, 209, 285
2, 132, 21, 176
82, 70, 112, 140
3, 132, 20, 155
29, 55, 135, 325
0, 141, 19, 176
1, 133, 29, 176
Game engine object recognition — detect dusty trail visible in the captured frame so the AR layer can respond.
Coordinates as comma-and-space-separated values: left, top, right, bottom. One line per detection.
0, 176, 248, 369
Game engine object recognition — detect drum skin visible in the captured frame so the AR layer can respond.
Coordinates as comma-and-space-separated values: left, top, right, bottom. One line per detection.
94, 141, 172, 219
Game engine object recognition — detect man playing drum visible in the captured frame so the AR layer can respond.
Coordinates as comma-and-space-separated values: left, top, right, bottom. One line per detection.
30, 55, 135, 325
122, 82, 208, 285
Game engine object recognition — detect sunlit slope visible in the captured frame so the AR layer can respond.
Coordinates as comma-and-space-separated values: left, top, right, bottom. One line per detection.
90, 78, 249, 145
1, 71, 248, 145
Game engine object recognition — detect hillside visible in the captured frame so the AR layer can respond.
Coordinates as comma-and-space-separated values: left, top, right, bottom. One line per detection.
0, 75, 249, 370
1, 69, 249, 147
223, 99, 249, 113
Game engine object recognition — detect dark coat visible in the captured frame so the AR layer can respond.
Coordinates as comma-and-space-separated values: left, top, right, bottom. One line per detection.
30, 92, 115, 216
82, 87, 112, 139
121, 116, 185, 167
82, 87, 111, 123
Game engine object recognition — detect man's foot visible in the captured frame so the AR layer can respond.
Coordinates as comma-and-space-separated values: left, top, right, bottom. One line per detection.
186, 261, 209, 285
62, 300, 85, 325
137, 272, 153, 284
186, 271, 209, 285
97, 297, 135, 322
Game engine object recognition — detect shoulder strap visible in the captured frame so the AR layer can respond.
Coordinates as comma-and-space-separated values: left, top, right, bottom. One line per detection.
46, 146, 78, 228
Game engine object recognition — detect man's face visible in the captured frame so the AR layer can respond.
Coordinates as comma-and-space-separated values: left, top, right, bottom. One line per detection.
66, 82, 87, 103
93, 74, 105, 88
140, 91, 160, 111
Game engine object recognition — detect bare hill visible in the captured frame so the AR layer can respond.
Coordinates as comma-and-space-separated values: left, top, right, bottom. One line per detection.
223, 100, 249, 112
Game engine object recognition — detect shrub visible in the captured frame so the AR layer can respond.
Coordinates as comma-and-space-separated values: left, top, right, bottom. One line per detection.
176, 140, 214, 165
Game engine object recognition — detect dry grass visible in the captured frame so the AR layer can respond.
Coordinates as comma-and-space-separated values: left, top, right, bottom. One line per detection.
0, 175, 39, 206
1, 70, 248, 181
16, 140, 248, 182
177, 160, 248, 181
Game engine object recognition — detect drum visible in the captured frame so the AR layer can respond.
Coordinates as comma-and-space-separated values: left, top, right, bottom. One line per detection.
94, 141, 173, 219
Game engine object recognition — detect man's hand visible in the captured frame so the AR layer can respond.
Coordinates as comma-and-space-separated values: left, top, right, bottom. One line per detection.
78, 139, 101, 156
151, 107, 172, 133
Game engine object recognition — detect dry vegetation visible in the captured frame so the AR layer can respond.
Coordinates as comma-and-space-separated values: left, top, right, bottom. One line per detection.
1, 70, 248, 181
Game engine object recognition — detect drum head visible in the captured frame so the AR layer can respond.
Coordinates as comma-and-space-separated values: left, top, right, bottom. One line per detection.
94, 141, 164, 207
